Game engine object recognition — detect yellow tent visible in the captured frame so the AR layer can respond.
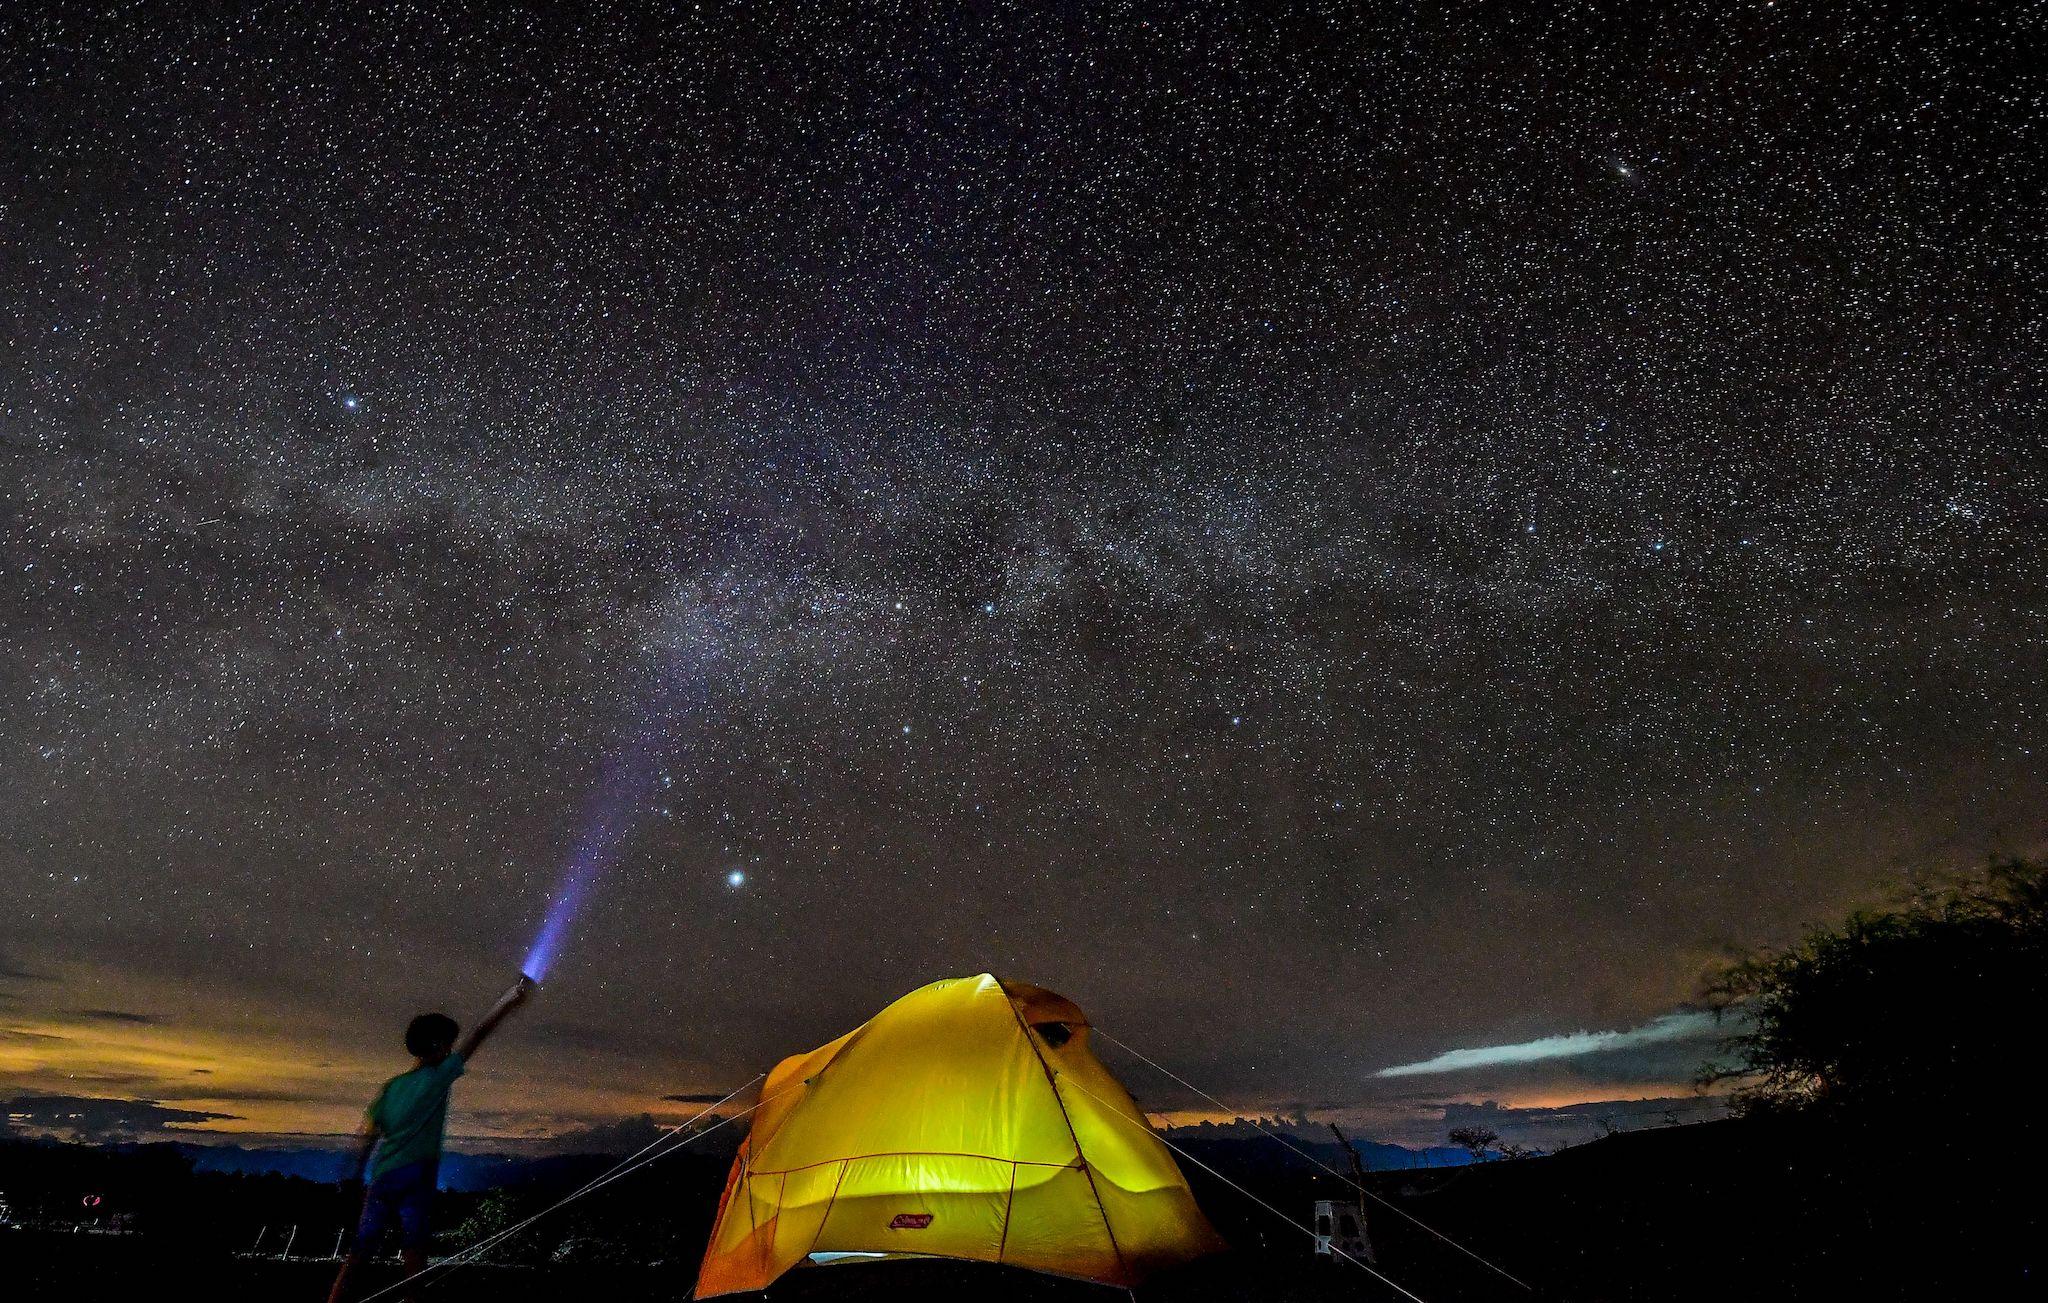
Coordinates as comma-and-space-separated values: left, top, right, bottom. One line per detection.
694, 974, 1225, 1296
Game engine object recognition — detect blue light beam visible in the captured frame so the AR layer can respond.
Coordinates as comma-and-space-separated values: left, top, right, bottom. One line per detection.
521, 743, 652, 983
520, 651, 708, 983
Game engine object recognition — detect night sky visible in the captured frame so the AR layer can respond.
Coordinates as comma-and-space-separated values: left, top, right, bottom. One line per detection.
3, 3, 2042, 1152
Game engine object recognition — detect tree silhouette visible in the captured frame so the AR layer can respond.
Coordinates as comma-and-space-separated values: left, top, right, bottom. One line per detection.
1446, 1125, 1498, 1162
1703, 858, 2045, 1124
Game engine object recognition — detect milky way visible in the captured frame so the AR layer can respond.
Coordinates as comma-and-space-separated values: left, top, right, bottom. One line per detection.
1, 3, 2042, 1144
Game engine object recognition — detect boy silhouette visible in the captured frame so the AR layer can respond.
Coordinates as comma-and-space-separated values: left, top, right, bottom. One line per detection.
326, 976, 533, 1302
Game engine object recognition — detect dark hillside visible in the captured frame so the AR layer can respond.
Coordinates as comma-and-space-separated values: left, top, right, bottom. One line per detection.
4, 1113, 2035, 1301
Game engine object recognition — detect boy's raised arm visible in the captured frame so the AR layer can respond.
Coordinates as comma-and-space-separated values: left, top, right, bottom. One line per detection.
456, 975, 535, 1062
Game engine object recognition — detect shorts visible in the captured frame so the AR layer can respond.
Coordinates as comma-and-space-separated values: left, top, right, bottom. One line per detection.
355, 1158, 438, 1252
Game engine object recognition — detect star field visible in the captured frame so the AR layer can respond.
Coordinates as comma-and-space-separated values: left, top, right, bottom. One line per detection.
1, 2, 2043, 1140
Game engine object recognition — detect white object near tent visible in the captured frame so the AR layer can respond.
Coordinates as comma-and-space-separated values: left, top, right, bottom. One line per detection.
1313, 1198, 1374, 1263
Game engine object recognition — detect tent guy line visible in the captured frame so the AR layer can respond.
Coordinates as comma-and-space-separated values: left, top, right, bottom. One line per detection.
354, 1074, 778, 1303
365, 979, 1470, 1303
1057, 1071, 1431, 1303
1096, 1028, 1536, 1293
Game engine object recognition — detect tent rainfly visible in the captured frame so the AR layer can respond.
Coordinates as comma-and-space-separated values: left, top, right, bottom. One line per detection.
694, 973, 1225, 1296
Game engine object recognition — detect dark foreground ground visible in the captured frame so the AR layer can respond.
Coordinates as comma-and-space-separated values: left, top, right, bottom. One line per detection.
0, 1234, 1378, 1302
3, 1116, 2037, 1301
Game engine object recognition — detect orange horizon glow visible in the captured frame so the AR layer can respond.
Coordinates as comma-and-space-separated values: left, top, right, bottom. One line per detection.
5, 957, 1724, 1147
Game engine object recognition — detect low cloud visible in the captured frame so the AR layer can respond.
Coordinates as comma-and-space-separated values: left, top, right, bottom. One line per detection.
544, 1113, 671, 1155
1376, 1011, 1718, 1078
149, 1085, 308, 1104
71, 1009, 167, 1025
662, 1091, 735, 1104
2, 1093, 242, 1142
1436, 1095, 1726, 1149
0, 1026, 67, 1043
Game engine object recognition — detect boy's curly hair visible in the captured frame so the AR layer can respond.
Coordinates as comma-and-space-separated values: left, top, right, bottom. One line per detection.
404, 1012, 459, 1058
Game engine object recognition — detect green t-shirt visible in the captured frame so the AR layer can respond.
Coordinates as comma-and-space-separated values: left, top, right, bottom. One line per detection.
367, 1053, 465, 1182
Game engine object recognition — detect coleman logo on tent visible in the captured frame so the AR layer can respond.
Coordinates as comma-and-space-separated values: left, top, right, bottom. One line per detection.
888, 1213, 934, 1230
